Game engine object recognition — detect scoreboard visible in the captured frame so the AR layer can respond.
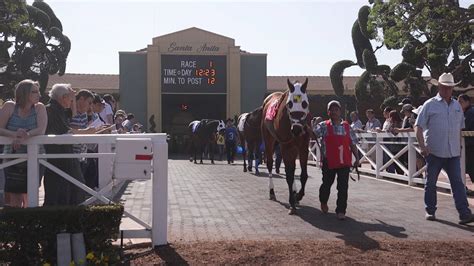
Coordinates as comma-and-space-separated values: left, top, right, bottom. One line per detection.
161, 55, 227, 93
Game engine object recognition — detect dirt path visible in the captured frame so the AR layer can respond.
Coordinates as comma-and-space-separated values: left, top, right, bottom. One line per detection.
126, 240, 474, 264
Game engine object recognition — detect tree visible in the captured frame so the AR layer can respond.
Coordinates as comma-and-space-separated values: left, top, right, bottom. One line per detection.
0, 0, 70, 101
330, 0, 473, 105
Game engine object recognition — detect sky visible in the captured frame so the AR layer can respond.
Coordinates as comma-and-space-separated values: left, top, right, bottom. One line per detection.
35, 0, 472, 76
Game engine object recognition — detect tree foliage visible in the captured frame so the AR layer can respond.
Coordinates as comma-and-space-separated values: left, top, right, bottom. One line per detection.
0, 0, 70, 101
331, 0, 473, 103
330, 60, 357, 97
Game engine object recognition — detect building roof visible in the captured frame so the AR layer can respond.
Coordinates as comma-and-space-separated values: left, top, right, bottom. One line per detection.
47, 73, 359, 94
47, 73, 119, 93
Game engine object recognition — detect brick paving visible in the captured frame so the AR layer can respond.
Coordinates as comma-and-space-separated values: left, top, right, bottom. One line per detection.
119, 159, 474, 243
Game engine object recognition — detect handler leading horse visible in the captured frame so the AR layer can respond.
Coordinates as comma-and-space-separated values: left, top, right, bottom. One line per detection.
261, 78, 311, 214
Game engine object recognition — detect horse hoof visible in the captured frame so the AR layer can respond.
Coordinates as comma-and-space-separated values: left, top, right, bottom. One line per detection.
244, 168, 247, 172
211, 161, 215, 164
194, 161, 197, 164
200, 161, 203, 164
288, 208, 296, 215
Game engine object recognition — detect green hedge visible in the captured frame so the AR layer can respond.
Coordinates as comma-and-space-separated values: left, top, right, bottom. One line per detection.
0, 204, 123, 264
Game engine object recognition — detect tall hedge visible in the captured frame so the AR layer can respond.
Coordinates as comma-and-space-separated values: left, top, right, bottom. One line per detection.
330, 60, 357, 97
0, 204, 124, 264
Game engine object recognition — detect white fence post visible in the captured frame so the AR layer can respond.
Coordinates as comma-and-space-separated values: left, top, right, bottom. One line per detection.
98, 143, 113, 193
408, 136, 416, 186
375, 134, 382, 179
461, 136, 466, 186
27, 143, 39, 207
152, 136, 168, 247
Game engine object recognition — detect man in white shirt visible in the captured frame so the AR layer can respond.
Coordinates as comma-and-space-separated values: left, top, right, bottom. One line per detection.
415, 72, 474, 224
99, 101, 113, 124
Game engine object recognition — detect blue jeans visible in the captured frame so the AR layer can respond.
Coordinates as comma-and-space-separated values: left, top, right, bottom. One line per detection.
425, 155, 472, 220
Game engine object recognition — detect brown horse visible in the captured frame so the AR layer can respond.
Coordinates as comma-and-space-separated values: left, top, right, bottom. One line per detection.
261, 78, 311, 214
237, 107, 263, 175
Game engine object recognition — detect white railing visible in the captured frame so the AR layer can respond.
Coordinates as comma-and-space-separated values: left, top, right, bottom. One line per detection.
0, 133, 168, 247
309, 132, 471, 191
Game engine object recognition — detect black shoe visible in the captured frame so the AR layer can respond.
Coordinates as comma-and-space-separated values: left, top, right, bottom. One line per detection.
466, 189, 474, 197
459, 214, 474, 225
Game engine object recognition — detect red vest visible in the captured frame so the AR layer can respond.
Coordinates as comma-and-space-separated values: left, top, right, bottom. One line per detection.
324, 120, 352, 169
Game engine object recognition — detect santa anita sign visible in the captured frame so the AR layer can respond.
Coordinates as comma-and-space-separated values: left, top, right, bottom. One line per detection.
167, 42, 220, 53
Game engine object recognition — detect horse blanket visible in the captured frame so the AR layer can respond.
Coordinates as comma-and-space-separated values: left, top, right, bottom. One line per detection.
265, 99, 280, 121
238, 113, 248, 132
190, 121, 200, 133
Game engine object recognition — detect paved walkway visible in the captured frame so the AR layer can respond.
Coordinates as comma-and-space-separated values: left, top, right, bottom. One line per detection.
119, 159, 474, 245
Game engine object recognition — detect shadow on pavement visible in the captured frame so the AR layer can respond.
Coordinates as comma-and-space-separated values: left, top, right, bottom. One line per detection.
276, 201, 408, 251
433, 219, 474, 233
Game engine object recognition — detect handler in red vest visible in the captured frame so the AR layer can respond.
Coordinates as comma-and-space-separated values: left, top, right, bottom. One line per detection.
313, 100, 359, 220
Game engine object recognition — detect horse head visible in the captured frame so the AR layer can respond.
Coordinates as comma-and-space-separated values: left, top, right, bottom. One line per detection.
216, 120, 226, 133
286, 78, 309, 136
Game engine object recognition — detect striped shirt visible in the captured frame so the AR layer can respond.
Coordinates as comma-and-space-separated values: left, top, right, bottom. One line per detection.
70, 112, 88, 154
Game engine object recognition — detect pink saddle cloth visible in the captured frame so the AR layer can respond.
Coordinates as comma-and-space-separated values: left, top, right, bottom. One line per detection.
265, 99, 279, 121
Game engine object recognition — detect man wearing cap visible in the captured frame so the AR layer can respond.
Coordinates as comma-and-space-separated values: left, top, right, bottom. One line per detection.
415, 72, 474, 224
313, 100, 359, 220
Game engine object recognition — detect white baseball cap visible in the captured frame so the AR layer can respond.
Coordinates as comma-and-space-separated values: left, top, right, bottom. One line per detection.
327, 100, 341, 110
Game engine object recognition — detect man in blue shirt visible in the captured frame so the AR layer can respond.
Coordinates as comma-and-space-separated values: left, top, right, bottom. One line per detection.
415, 73, 474, 224
224, 118, 238, 164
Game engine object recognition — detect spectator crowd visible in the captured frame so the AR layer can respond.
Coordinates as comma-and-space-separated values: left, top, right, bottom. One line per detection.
0, 81, 144, 207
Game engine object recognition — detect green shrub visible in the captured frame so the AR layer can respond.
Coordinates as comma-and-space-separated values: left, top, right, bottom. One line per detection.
0, 204, 123, 264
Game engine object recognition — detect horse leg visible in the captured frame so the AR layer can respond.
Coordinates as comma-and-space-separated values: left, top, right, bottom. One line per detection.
263, 131, 276, 200
248, 142, 254, 172
242, 138, 247, 172
189, 139, 194, 162
285, 163, 297, 214
200, 144, 204, 164
210, 142, 215, 164
254, 142, 261, 176
297, 145, 309, 202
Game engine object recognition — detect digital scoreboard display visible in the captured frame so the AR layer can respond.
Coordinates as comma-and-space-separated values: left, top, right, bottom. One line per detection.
161, 55, 227, 93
